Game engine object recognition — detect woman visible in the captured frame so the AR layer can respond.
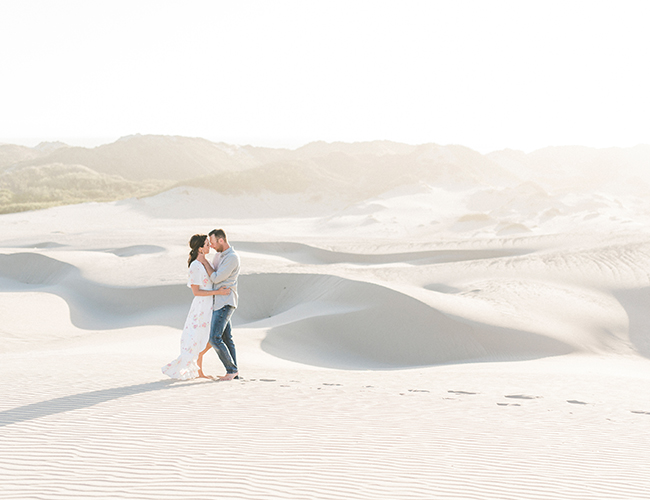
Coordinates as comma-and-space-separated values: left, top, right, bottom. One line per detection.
162, 234, 230, 380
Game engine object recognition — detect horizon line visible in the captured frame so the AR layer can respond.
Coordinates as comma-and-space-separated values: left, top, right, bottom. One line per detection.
1, 134, 648, 155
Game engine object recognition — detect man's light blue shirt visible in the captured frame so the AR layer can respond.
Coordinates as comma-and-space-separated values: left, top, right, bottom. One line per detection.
209, 246, 240, 310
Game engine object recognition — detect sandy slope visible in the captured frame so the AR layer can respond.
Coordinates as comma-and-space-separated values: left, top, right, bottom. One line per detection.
1, 187, 650, 499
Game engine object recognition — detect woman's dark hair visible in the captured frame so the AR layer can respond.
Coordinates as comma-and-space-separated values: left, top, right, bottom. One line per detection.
188, 234, 208, 267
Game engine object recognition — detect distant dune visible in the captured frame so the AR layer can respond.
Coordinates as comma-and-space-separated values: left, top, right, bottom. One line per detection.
487, 144, 650, 195
2, 135, 650, 215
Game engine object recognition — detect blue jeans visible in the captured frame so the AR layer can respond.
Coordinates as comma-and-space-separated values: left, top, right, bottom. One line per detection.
210, 305, 237, 374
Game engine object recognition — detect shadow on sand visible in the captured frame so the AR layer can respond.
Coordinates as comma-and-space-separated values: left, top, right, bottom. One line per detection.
614, 287, 650, 359
0, 379, 201, 428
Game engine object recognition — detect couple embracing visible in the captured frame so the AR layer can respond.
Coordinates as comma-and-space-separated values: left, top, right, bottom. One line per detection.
162, 229, 240, 381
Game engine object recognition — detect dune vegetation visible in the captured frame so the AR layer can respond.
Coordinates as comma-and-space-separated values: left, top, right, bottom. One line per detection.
0, 163, 170, 214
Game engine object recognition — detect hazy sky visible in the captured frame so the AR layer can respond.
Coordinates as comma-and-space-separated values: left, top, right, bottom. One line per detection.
1, 0, 648, 153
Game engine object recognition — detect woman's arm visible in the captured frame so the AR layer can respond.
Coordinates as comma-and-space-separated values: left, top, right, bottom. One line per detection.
191, 285, 231, 296
196, 253, 215, 277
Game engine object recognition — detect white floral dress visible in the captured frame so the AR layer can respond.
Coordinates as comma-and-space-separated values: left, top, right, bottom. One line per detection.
162, 260, 213, 380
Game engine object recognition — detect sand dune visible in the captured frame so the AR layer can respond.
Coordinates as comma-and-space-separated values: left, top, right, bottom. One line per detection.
0, 252, 78, 285
103, 245, 166, 257
0, 252, 187, 332
614, 287, 650, 358
236, 241, 532, 265
2, 180, 650, 499
252, 275, 574, 369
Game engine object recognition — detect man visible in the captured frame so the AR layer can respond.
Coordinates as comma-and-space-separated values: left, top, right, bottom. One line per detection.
197, 228, 240, 381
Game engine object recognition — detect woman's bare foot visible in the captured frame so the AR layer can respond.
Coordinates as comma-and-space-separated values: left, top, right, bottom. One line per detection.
198, 371, 213, 379
219, 372, 239, 381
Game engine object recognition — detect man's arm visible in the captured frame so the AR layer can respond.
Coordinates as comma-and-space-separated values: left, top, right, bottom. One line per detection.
208, 253, 239, 286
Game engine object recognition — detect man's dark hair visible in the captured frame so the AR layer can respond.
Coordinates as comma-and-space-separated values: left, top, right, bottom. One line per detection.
209, 229, 227, 241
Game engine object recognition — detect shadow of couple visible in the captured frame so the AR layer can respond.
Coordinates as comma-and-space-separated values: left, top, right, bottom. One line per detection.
0, 378, 205, 428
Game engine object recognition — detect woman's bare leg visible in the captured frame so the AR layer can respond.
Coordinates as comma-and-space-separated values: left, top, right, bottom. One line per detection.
197, 343, 212, 378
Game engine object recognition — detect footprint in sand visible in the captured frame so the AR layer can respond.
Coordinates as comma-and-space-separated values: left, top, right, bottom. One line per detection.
448, 390, 478, 395
497, 403, 521, 406
567, 400, 589, 405
505, 394, 542, 400
408, 389, 430, 393
631, 410, 650, 415
323, 383, 342, 386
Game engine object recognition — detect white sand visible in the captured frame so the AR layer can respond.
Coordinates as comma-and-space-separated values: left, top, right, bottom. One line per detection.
1, 186, 650, 499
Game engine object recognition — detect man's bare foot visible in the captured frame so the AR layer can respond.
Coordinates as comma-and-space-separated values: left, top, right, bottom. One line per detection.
219, 373, 239, 381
